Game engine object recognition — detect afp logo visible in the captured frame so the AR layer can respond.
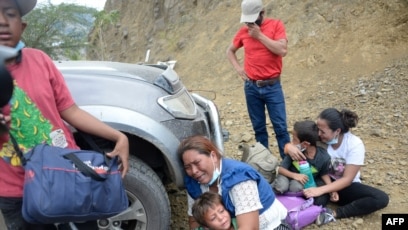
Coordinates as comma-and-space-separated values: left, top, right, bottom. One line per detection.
382, 214, 407, 230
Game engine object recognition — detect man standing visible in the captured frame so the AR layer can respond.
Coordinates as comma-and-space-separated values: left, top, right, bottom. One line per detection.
226, 0, 290, 159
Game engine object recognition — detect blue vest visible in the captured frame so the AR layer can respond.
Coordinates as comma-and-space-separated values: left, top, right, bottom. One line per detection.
185, 158, 275, 216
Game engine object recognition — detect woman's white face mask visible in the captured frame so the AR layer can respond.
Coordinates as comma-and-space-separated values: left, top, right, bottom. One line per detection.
207, 154, 220, 186
325, 130, 339, 145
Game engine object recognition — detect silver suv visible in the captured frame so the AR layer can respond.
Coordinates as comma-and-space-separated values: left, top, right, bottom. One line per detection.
0, 61, 227, 229
60, 61, 226, 229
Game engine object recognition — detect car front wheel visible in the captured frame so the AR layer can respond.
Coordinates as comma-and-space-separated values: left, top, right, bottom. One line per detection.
97, 156, 171, 230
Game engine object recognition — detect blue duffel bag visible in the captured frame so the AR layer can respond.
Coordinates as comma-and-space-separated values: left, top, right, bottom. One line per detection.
10, 133, 128, 224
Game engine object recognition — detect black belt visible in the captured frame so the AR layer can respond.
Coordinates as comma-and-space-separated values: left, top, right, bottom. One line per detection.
248, 76, 280, 87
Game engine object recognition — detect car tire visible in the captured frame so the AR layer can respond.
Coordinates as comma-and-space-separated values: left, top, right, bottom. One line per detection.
109, 156, 171, 230
0, 159, 172, 230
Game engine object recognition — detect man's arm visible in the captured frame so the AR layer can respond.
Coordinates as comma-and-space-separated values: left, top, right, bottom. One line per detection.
258, 36, 287, 57
247, 24, 287, 57
60, 104, 129, 177
226, 44, 248, 81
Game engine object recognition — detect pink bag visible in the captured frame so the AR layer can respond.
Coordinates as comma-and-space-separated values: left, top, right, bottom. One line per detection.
276, 193, 323, 230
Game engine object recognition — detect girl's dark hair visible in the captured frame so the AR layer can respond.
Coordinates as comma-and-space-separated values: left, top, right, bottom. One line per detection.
177, 135, 222, 160
293, 120, 319, 146
318, 108, 359, 133
192, 192, 224, 227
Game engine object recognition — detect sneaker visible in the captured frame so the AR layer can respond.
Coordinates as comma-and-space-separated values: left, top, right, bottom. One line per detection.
315, 208, 336, 226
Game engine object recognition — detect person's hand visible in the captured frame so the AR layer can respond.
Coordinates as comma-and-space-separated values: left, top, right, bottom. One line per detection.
0, 111, 10, 124
0, 111, 10, 134
247, 23, 262, 39
235, 66, 248, 81
330, 192, 339, 202
106, 133, 129, 178
293, 173, 309, 185
303, 187, 324, 198
284, 143, 306, 161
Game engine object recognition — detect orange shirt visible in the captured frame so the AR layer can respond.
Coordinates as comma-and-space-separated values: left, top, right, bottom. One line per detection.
233, 18, 287, 80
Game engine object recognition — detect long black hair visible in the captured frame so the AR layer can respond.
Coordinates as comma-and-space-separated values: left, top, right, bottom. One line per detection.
318, 108, 359, 133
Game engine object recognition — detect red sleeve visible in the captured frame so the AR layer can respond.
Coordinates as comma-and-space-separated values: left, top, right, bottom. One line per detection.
232, 27, 246, 49
273, 20, 287, 41
44, 54, 75, 112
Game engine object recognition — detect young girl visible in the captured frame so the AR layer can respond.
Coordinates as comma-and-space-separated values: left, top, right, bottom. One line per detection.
273, 120, 334, 206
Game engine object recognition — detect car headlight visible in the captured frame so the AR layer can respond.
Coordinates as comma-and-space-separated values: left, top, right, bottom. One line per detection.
158, 89, 197, 119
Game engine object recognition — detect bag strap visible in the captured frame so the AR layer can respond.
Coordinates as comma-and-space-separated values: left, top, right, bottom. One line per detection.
63, 130, 112, 182
287, 197, 315, 230
9, 128, 110, 181
75, 130, 104, 153
9, 132, 26, 165
75, 130, 114, 169
288, 197, 314, 212
64, 152, 106, 181
3, 116, 26, 164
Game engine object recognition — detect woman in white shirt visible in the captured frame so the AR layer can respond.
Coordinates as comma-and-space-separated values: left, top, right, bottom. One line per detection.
286, 108, 389, 226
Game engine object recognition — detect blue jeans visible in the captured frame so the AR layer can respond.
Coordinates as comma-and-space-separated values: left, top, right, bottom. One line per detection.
335, 182, 389, 218
244, 80, 290, 158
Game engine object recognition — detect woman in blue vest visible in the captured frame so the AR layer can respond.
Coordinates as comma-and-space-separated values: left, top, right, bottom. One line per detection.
177, 135, 289, 230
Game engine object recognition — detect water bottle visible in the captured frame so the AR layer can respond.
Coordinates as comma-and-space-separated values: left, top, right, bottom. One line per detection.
298, 160, 317, 188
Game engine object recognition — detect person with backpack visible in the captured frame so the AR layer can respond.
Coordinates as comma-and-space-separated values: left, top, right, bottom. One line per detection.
0, 0, 129, 229
273, 120, 335, 206
285, 108, 389, 226
178, 135, 290, 230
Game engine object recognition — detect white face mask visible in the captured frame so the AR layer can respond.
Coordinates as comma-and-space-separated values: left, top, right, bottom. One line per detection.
14, 41, 25, 52
207, 155, 220, 186
325, 131, 339, 145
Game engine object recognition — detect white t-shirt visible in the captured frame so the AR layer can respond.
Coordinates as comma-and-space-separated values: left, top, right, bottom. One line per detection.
327, 132, 365, 182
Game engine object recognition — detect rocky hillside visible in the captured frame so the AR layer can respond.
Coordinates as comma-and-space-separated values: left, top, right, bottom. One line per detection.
89, 0, 408, 81
89, 0, 408, 229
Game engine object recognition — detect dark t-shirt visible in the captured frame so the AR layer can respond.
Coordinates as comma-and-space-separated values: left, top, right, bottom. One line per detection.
280, 146, 331, 181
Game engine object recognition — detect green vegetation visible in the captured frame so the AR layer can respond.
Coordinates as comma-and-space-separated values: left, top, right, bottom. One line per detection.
22, 3, 98, 60
91, 10, 120, 60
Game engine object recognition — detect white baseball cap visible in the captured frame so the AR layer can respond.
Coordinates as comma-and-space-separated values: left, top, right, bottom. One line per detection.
15, 0, 37, 16
240, 0, 263, 23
